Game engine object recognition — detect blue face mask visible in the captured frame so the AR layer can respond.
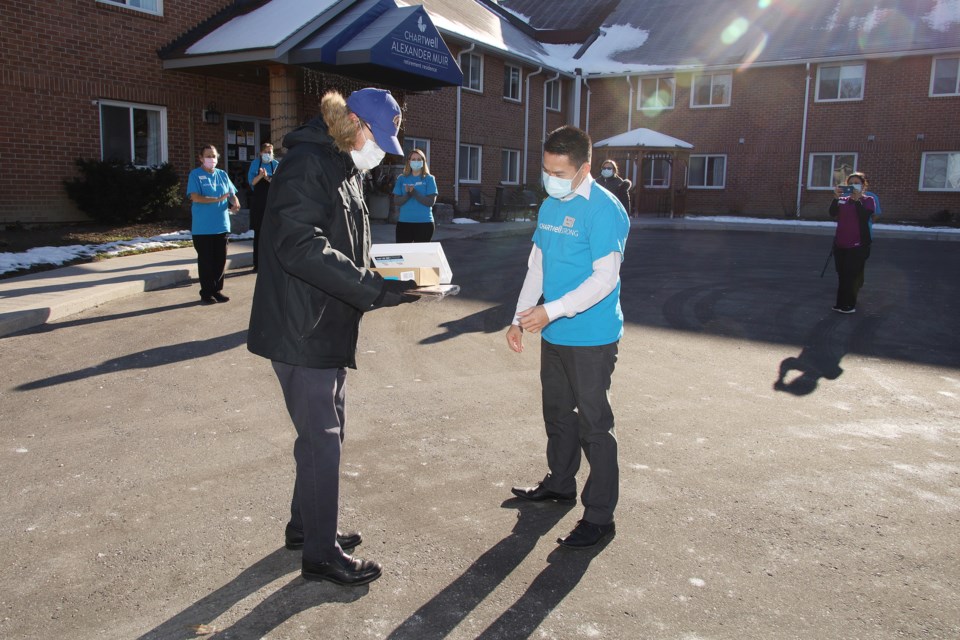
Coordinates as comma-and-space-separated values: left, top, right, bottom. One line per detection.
601, 168, 614, 178
409, 160, 423, 171
542, 165, 583, 200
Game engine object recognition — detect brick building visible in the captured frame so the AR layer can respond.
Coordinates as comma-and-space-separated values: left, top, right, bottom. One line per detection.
1, 0, 958, 225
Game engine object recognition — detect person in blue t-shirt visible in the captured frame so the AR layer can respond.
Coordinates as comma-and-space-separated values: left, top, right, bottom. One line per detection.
391, 148, 438, 243
186, 144, 239, 304
246, 142, 280, 271
506, 125, 630, 550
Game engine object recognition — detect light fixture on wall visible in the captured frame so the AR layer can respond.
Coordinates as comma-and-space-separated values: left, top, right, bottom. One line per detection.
738, 137, 745, 144
867, 134, 875, 142
916, 133, 925, 141
202, 105, 222, 125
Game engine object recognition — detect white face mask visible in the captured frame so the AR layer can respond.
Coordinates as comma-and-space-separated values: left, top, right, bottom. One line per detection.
261, 153, 273, 163
851, 183, 863, 192
202, 157, 217, 170
350, 134, 386, 171
542, 165, 583, 200
601, 168, 614, 178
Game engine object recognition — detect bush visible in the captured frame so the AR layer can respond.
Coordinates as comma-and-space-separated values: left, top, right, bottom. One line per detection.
64, 159, 183, 224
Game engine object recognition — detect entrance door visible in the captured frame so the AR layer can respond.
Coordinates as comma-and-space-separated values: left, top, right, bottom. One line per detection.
224, 117, 270, 207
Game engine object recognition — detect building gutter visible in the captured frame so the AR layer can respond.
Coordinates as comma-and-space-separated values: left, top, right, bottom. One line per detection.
796, 62, 811, 217
583, 76, 592, 133
454, 43, 476, 206
523, 66, 543, 184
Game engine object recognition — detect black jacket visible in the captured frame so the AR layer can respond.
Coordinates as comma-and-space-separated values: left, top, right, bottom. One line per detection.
247, 117, 384, 369
597, 174, 631, 214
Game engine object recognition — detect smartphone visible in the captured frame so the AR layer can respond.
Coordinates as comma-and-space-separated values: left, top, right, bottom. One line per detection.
838, 185, 854, 197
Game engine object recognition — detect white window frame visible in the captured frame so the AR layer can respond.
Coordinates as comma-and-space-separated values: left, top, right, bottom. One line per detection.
919, 152, 960, 191
807, 153, 858, 190
459, 144, 482, 183
545, 79, 562, 112
687, 154, 727, 189
96, 0, 163, 16
640, 157, 671, 189
460, 52, 484, 93
815, 63, 865, 102
503, 64, 522, 102
929, 56, 960, 97
98, 99, 168, 167
403, 137, 431, 165
690, 72, 732, 108
638, 76, 675, 110
501, 148, 521, 185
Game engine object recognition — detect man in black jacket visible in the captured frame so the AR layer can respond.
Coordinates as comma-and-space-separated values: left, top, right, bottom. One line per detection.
248, 87, 417, 586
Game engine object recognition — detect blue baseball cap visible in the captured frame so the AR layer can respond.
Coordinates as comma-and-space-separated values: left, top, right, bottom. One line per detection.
346, 88, 403, 156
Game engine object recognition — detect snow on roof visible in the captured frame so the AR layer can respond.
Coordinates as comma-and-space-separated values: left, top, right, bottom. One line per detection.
594, 128, 693, 149
186, 0, 342, 54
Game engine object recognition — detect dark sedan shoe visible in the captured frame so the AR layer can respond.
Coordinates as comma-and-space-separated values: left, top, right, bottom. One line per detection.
285, 526, 362, 551
510, 482, 576, 503
302, 555, 382, 586
557, 519, 616, 549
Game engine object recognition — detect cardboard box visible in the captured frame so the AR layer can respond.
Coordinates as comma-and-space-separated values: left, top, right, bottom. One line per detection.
370, 266, 440, 286
370, 242, 453, 284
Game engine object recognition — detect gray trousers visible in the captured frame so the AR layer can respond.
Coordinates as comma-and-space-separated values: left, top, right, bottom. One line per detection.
272, 362, 347, 563
539, 339, 619, 525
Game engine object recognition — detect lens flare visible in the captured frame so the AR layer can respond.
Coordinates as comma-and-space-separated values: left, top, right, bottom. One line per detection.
758, 0, 772, 8
722, 17, 750, 45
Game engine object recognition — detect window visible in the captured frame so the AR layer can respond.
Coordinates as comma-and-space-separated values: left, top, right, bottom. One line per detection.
501, 149, 520, 184
459, 144, 482, 183
641, 157, 671, 188
688, 155, 726, 189
97, 0, 162, 15
639, 76, 675, 110
816, 63, 865, 101
691, 73, 731, 107
460, 52, 483, 92
503, 65, 522, 102
545, 79, 561, 111
930, 56, 960, 96
920, 152, 960, 191
403, 137, 431, 164
808, 153, 857, 189
99, 101, 167, 166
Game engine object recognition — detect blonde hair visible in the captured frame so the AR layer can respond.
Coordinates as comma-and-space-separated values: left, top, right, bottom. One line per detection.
320, 90, 363, 154
403, 148, 431, 177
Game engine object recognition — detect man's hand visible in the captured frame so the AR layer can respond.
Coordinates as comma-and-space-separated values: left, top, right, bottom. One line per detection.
517, 305, 549, 333
506, 324, 523, 353
369, 279, 418, 310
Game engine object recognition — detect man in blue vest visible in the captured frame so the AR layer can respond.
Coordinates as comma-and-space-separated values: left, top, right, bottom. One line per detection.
506, 125, 630, 549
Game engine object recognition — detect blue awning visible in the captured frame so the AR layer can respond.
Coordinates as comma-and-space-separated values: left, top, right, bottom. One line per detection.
289, 1, 461, 90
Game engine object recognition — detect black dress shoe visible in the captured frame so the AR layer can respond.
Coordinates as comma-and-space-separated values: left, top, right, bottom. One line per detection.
200, 296, 216, 305
511, 482, 576, 503
557, 519, 616, 549
285, 526, 362, 551
302, 555, 382, 586
212, 292, 230, 303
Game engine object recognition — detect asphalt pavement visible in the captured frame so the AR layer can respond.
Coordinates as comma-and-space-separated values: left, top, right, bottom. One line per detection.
1, 219, 958, 639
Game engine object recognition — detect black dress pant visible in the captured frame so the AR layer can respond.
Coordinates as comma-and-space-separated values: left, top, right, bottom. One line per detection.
272, 362, 348, 564
193, 233, 227, 298
249, 183, 270, 269
395, 221, 435, 243
833, 244, 870, 310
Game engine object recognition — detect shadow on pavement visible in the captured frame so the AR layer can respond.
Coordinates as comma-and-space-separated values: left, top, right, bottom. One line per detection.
14, 330, 247, 391
385, 500, 575, 640
136, 548, 364, 640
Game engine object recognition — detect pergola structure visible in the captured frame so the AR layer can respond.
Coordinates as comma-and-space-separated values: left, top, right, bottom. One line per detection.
593, 128, 693, 218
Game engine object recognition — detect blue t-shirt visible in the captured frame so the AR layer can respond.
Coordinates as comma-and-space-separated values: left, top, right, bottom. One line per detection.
247, 158, 279, 187
533, 182, 630, 347
186, 167, 236, 235
865, 191, 881, 229
393, 173, 438, 223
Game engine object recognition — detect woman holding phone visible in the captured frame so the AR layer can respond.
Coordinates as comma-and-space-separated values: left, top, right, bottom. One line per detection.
829, 172, 876, 314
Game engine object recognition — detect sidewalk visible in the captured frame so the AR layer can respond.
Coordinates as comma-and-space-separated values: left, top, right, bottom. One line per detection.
1, 215, 956, 338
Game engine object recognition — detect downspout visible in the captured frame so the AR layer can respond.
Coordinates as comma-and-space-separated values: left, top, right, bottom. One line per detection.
523, 66, 543, 186
542, 70, 561, 163
796, 62, 811, 217
573, 69, 582, 128
583, 77, 592, 134
624, 75, 634, 180
454, 43, 476, 208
